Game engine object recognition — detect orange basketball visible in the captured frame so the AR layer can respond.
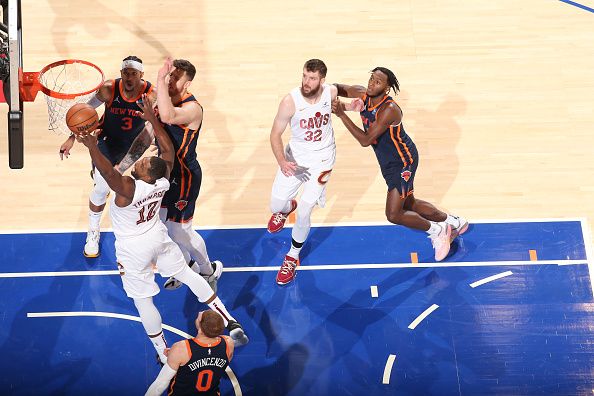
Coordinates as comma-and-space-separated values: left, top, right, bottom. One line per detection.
66, 103, 99, 135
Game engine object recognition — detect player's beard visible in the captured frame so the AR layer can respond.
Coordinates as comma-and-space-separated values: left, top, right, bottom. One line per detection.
301, 83, 321, 98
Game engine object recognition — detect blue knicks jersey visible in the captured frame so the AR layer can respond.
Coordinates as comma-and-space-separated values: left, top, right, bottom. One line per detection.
160, 93, 203, 175
360, 94, 416, 168
99, 78, 153, 149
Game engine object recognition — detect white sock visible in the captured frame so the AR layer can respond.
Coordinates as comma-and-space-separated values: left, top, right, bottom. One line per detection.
149, 331, 168, 364
427, 221, 445, 236
88, 210, 102, 230
208, 296, 235, 326
445, 214, 459, 227
287, 239, 303, 260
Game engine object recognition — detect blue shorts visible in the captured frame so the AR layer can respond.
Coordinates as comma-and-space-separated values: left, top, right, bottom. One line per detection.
97, 138, 128, 166
161, 165, 202, 223
380, 144, 419, 198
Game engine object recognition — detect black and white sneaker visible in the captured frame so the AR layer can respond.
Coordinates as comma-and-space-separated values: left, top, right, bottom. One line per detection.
201, 260, 223, 292
227, 320, 249, 346
164, 276, 182, 290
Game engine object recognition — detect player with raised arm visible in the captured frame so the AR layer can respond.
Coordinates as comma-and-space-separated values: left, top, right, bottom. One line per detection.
76, 93, 248, 365
58, 56, 154, 258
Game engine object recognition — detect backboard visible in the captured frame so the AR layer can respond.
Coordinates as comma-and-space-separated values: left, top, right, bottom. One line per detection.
0, 0, 23, 169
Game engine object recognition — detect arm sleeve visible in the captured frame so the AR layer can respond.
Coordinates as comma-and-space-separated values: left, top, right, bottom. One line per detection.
145, 363, 177, 396
86, 93, 104, 109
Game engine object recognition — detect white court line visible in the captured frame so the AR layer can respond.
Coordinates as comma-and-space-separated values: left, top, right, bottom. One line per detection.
0, 217, 587, 234
408, 304, 439, 330
382, 354, 396, 384
370, 285, 379, 298
580, 219, 594, 295
0, 270, 120, 278
27, 311, 242, 396
469, 271, 513, 288
0, 259, 588, 279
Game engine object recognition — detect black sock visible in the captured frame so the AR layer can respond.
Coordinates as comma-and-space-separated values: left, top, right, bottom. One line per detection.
291, 238, 304, 249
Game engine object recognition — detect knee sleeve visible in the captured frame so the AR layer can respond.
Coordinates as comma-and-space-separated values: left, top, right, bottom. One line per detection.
166, 221, 210, 267
270, 195, 292, 214
292, 199, 315, 243
90, 169, 111, 206
133, 297, 163, 335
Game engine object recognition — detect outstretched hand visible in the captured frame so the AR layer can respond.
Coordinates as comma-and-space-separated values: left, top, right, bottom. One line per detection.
76, 131, 99, 148
58, 136, 75, 160
138, 93, 157, 123
348, 98, 365, 112
158, 57, 174, 81
332, 98, 345, 117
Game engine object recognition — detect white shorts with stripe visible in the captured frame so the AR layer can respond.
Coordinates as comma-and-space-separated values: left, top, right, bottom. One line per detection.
270, 145, 336, 207
115, 222, 186, 299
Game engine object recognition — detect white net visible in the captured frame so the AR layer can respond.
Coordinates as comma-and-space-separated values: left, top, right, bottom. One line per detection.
38, 61, 104, 135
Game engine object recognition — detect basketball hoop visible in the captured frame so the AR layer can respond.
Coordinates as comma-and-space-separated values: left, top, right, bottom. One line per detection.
20, 59, 104, 135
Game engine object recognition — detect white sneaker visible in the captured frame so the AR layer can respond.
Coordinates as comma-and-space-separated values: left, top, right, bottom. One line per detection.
201, 261, 223, 293
448, 215, 469, 242
201, 260, 223, 283
429, 224, 451, 261
84, 229, 100, 258
163, 277, 182, 290
164, 260, 223, 292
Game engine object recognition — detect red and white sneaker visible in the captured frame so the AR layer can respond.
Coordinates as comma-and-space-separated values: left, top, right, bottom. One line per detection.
267, 199, 297, 233
448, 215, 469, 242
429, 224, 452, 262
276, 255, 298, 285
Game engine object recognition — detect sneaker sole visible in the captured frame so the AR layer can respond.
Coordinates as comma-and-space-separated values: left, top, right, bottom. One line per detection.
276, 273, 297, 286
435, 226, 452, 261
164, 280, 182, 290
457, 222, 469, 236
449, 222, 469, 243
230, 328, 250, 346
83, 251, 99, 258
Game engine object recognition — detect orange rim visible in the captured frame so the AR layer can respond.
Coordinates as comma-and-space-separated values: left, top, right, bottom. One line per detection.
37, 59, 105, 99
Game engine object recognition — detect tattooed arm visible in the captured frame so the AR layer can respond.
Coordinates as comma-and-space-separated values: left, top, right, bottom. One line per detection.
116, 123, 155, 173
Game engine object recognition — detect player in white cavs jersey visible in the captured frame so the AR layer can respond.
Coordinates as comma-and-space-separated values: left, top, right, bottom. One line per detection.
267, 59, 358, 285
77, 93, 248, 365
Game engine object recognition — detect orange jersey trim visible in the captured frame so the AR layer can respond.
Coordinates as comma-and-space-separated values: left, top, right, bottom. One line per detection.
175, 127, 191, 198
169, 216, 194, 224
106, 79, 117, 108
167, 375, 177, 396
395, 123, 414, 165
389, 125, 408, 166
367, 95, 388, 111
181, 128, 200, 198
184, 339, 192, 358
119, 80, 147, 103
223, 337, 232, 361
192, 337, 222, 348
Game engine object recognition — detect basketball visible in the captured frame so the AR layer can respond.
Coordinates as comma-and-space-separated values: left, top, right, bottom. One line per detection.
66, 103, 99, 135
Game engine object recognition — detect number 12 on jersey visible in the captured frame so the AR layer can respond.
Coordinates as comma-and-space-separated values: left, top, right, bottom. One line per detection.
137, 201, 159, 225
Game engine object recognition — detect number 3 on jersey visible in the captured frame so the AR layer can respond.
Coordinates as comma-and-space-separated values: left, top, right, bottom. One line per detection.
304, 129, 322, 142
122, 117, 133, 131
137, 201, 159, 225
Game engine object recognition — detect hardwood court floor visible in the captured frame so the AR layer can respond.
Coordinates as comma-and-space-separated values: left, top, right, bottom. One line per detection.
0, 0, 593, 240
